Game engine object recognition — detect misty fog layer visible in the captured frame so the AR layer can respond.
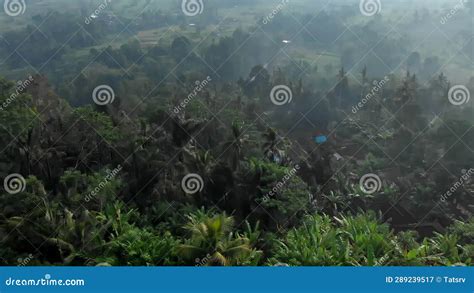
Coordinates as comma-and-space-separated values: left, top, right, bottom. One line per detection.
0, 0, 472, 266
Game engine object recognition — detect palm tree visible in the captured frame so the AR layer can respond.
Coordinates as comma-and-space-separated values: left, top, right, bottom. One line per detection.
178, 212, 260, 266
222, 123, 249, 171
262, 128, 278, 155
261, 128, 292, 165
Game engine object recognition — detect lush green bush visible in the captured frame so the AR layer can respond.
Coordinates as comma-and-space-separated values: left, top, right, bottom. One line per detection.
269, 214, 472, 266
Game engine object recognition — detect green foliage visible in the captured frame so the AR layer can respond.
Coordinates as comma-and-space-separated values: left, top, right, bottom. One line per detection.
0, 3, 472, 267
59, 168, 122, 210
358, 153, 387, 174
71, 106, 123, 143
97, 227, 178, 266
250, 159, 311, 220
0, 90, 38, 143
178, 212, 262, 266
270, 213, 472, 266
